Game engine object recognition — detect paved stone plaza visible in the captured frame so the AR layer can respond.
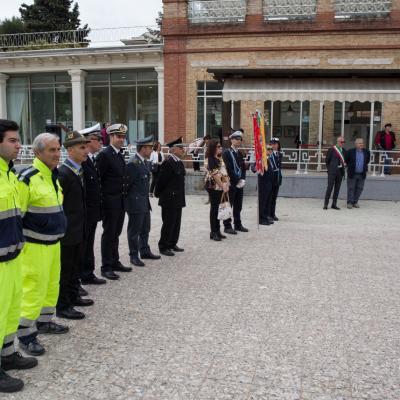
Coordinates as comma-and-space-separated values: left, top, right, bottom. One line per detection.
7, 195, 400, 400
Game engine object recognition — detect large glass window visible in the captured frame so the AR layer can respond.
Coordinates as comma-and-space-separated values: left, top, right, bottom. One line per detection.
188, 0, 247, 24
334, 0, 391, 19
196, 81, 240, 140
85, 70, 158, 143
6, 73, 72, 144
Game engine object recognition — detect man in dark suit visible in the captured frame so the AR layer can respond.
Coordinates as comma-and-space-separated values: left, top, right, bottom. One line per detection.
155, 137, 186, 257
257, 146, 275, 225
324, 136, 346, 210
96, 124, 132, 280
222, 130, 248, 234
78, 124, 106, 285
269, 137, 283, 222
126, 135, 161, 267
345, 138, 370, 209
57, 131, 93, 320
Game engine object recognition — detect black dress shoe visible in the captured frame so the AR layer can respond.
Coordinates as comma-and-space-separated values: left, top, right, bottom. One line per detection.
266, 218, 275, 224
1, 352, 38, 371
19, 338, 45, 356
259, 220, 272, 225
160, 249, 174, 256
0, 369, 24, 393
140, 252, 161, 260
210, 232, 222, 241
171, 245, 184, 252
81, 276, 106, 285
113, 262, 132, 272
101, 271, 120, 280
130, 256, 145, 267
323, 205, 328, 210
78, 286, 88, 297
235, 226, 249, 232
74, 297, 94, 307
224, 227, 237, 235
331, 205, 340, 210
56, 307, 85, 320
272, 216, 279, 221
217, 232, 226, 239
37, 321, 69, 335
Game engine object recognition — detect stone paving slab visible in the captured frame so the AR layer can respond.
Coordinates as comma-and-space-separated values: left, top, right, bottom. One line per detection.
5, 195, 400, 400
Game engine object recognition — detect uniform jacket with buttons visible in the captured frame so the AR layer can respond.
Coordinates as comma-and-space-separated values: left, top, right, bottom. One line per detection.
82, 156, 102, 222
154, 156, 186, 209
125, 154, 152, 214
96, 146, 127, 210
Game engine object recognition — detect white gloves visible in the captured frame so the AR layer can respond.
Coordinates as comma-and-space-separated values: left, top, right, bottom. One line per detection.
236, 179, 246, 189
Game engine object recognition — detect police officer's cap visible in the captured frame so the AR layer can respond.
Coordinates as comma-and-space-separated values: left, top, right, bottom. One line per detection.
79, 123, 101, 137
64, 131, 90, 148
166, 137, 184, 148
270, 137, 280, 144
135, 135, 154, 146
107, 123, 128, 135
229, 131, 243, 140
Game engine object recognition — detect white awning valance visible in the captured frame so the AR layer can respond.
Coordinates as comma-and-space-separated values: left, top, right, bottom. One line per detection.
222, 78, 400, 102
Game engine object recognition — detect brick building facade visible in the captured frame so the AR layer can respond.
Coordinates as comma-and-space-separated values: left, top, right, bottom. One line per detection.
162, 0, 400, 150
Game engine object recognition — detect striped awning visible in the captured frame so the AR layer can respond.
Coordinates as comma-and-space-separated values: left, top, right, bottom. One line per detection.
222, 78, 400, 102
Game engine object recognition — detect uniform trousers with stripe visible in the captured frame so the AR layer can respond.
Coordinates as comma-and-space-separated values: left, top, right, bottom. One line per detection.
17, 242, 60, 344
0, 257, 22, 361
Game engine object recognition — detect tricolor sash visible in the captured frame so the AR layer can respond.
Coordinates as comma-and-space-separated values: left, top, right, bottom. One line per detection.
333, 145, 345, 167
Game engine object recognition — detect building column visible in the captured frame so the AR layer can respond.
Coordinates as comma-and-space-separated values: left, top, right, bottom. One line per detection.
68, 69, 87, 131
0, 73, 9, 119
155, 66, 164, 144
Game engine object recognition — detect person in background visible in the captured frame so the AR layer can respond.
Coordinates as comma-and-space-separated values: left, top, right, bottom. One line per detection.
0, 120, 37, 394
374, 123, 396, 175
149, 141, 164, 196
100, 122, 110, 146
222, 130, 248, 234
269, 138, 283, 221
204, 139, 229, 241
345, 138, 371, 209
323, 136, 346, 210
188, 135, 211, 172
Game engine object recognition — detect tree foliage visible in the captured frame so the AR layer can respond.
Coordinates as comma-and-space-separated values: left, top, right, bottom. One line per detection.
0, 17, 26, 35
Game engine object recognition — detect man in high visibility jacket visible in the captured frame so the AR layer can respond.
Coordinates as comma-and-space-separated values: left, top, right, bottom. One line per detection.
17, 133, 68, 356
0, 120, 37, 393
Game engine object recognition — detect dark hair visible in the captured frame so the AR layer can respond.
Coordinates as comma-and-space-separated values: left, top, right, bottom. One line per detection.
205, 139, 220, 159
385, 123, 392, 128
0, 119, 19, 143
203, 135, 211, 141
153, 141, 161, 151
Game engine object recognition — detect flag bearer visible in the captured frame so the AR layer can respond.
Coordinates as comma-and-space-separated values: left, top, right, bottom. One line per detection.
17, 133, 68, 356
0, 120, 37, 393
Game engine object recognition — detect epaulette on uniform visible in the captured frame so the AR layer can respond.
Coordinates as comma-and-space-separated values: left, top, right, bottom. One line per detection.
18, 166, 39, 185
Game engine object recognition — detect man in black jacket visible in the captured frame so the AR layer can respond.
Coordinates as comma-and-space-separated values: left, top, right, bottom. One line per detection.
126, 135, 161, 266
324, 136, 346, 210
155, 137, 186, 257
222, 130, 248, 234
79, 124, 106, 285
345, 138, 370, 209
96, 124, 132, 280
57, 131, 93, 320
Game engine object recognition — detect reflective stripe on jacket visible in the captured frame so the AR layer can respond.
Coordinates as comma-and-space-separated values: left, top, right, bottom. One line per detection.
0, 157, 24, 262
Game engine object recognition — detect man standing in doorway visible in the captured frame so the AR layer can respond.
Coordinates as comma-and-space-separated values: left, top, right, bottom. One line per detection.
345, 138, 370, 209
96, 124, 132, 280
323, 136, 346, 210
222, 130, 248, 234
374, 123, 396, 175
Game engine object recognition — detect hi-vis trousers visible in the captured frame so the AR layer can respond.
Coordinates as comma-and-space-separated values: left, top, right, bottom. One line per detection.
17, 242, 60, 344
0, 257, 22, 361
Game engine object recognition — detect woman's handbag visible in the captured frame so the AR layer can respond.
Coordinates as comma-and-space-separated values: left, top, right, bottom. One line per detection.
218, 192, 233, 221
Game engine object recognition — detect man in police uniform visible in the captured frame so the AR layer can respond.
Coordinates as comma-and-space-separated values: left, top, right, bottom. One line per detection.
17, 133, 68, 356
269, 138, 282, 222
57, 132, 93, 320
155, 137, 186, 257
126, 135, 161, 266
79, 124, 106, 285
96, 124, 131, 280
0, 120, 37, 393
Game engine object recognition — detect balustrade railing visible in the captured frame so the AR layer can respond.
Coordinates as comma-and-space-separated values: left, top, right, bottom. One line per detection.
334, 0, 392, 19
263, 0, 318, 20
16, 145, 400, 177
188, 0, 247, 23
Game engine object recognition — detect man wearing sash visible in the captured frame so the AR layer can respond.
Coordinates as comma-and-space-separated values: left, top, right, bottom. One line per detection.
57, 132, 93, 320
324, 136, 346, 210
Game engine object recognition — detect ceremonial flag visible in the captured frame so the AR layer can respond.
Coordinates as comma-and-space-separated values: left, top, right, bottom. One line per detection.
252, 110, 268, 174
